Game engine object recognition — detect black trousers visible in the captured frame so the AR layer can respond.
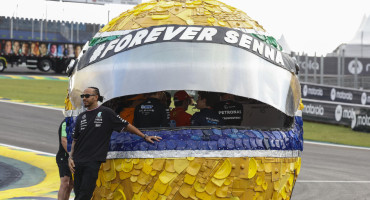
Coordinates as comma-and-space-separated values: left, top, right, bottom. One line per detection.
73, 161, 101, 200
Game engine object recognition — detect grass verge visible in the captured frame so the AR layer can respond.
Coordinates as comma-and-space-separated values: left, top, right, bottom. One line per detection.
303, 121, 370, 147
0, 79, 68, 107
0, 79, 369, 147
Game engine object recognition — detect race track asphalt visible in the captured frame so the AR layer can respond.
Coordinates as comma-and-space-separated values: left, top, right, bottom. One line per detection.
0, 100, 369, 199
0, 101, 63, 153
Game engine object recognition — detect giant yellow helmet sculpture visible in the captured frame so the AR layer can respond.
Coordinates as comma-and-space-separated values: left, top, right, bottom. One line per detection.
65, 0, 303, 199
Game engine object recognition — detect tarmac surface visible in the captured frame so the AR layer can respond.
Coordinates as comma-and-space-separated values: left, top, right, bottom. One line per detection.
0, 100, 369, 199
0, 68, 369, 199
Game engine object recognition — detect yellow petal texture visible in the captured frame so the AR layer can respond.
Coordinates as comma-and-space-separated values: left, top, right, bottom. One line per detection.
187, 157, 195, 161
96, 0, 268, 39
133, 159, 140, 164
159, 171, 178, 184
174, 159, 189, 174
96, 170, 102, 187
196, 191, 212, 200
147, 189, 158, 200
184, 174, 196, 185
248, 158, 257, 179
165, 160, 176, 172
114, 159, 124, 172
132, 182, 142, 194
215, 185, 229, 197
119, 171, 131, 180
142, 162, 153, 175
152, 15, 170, 20
211, 177, 225, 187
224, 178, 232, 186
102, 160, 112, 171
194, 181, 206, 193
186, 160, 202, 176
145, 158, 154, 165
122, 161, 133, 172
179, 184, 192, 198
205, 181, 217, 195
93, 157, 300, 199
152, 159, 165, 171
113, 188, 126, 200
213, 159, 232, 179
153, 179, 168, 194
103, 160, 116, 182
137, 172, 151, 185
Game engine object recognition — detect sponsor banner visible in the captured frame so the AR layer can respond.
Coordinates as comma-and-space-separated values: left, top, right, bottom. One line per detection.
77, 25, 293, 72
302, 99, 370, 132
1, 40, 83, 58
302, 99, 355, 126
70, 41, 299, 116
301, 83, 370, 105
295, 55, 370, 76
352, 109, 370, 132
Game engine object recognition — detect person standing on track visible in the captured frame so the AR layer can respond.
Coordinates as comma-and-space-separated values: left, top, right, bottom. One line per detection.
56, 119, 74, 200
68, 87, 161, 200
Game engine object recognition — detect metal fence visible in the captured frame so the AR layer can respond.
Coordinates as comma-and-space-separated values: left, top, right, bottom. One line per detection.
295, 53, 370, 90
0, 16, 104, 43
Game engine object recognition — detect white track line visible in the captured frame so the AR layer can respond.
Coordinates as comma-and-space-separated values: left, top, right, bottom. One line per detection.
297, 180, 370, 183
304, 141, 370, 151
0, 99, 63, 111
0, 143, 56, 156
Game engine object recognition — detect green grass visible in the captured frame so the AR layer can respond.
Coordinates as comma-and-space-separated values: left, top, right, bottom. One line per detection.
1, 79, 369, 147
303, 121, 370, 147
0, 79, 68, 107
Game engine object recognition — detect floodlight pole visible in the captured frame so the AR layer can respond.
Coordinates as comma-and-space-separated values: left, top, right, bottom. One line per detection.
320, 55, 324, 85
337, 49, 341, 87
313, 52, 317, 83
354, 57, 358, 89
361, 31, 363, 58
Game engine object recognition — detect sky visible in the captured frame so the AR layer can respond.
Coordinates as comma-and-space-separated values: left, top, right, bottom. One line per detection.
2, 0, 370, 56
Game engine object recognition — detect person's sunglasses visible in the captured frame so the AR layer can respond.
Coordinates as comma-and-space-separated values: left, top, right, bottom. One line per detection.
80, 94, 96, 98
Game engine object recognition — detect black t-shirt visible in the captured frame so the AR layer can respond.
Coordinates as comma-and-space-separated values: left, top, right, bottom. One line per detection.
73, 106, 128, 163
214, 100, 244, 126
133, 98, 169, 128
191, 108, 224, 126
56, 119, 69, 163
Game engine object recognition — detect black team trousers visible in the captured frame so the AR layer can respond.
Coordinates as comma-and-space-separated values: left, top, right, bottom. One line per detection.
73, 161, 102, 200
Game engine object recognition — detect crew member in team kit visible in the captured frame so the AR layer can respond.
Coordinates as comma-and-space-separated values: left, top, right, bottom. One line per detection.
133, 91, 169, 128
191, 91, 224, 126
68, 87, 161, 200
214, 93, 244, 126
56, 119, 73, 200
170, 90, 192, 127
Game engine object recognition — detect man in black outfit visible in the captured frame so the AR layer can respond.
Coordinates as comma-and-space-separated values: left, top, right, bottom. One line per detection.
68, 87, 161, 200
56, 119, 73, 200
133, 91, 169, 128
191, 91, 224, 126
214, 93, 244, 126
